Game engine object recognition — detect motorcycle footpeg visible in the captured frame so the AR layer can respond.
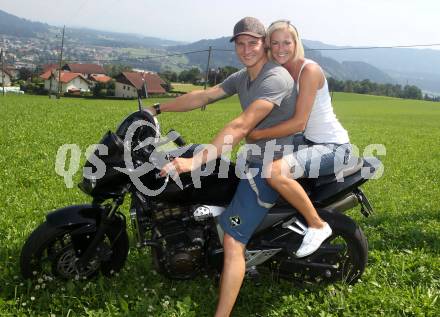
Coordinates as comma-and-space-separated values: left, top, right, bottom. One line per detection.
354, 188, 374, 217
282, 217, 308, 236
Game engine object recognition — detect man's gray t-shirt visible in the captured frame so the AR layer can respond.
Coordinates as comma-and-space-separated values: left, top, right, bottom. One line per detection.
220, 61, 297, 163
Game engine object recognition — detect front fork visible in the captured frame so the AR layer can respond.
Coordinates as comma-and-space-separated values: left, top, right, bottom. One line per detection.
76, 196, 124, 269
129, 191, 161, 249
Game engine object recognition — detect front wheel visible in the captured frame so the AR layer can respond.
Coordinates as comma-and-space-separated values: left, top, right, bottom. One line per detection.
20, 221, 129, 280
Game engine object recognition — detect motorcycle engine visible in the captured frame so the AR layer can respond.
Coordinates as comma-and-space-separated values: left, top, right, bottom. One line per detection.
151, 203, 207, 279
149, 203, 225, 279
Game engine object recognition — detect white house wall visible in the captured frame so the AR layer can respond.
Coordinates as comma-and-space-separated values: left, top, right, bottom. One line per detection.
44, 77, 90, 92
0, 71, 11, 86
44, 79, 56, 92
115, 82, 137, 98
66, 78, 90, 92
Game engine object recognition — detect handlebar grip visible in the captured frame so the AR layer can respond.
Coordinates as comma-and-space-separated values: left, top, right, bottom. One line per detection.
167, 129, 186, 147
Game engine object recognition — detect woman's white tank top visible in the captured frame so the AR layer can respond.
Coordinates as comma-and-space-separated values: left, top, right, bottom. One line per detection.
297, 59, 349, 144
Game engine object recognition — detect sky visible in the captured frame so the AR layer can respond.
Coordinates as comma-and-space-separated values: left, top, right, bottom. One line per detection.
1, 0, 439, 48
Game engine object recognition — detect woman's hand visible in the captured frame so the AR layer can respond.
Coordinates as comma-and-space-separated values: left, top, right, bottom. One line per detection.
159, 157, 194, 178
246, 129, 263, 143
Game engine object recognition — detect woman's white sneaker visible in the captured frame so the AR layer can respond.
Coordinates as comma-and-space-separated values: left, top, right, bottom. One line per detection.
295, 222, 332, 258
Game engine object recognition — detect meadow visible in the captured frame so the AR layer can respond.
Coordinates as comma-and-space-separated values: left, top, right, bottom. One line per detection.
0, 93, 439, 316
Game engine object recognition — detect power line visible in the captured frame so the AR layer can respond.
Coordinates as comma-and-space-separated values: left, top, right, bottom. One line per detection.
23, 42, 440, 66
38, 49, 210, 63
305, 43, 440, 51
212, 43, 440, 53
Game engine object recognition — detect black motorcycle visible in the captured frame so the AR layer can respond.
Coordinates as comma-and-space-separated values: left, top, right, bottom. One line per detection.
20, 104, 379, 284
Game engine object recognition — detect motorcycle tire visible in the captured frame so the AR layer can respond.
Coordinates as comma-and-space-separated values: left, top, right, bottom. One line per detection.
277, 209, 368, 284
20, 221, 129, 280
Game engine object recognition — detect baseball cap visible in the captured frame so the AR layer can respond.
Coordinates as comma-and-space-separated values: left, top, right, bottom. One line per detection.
230, 17, 266, 42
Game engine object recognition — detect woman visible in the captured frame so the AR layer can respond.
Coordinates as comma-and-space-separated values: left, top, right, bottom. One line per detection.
247, 20, 352, 258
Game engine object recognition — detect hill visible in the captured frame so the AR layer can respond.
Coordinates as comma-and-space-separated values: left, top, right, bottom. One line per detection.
303, 39, 440, 94
169, 37, 394, 83
0, 9, 50, 37
1, 9, 439, 93
0, 9, 184, 47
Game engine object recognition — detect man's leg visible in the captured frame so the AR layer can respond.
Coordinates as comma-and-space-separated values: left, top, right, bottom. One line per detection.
215, 233, 246, 317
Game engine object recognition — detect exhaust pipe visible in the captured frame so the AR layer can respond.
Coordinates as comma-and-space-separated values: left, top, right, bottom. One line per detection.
325, 193, 359, 213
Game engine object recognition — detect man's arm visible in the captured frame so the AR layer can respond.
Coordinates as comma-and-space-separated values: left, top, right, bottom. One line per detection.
146, 85, 228, 115
247, 64, 322, 141
160, 99, 274, 176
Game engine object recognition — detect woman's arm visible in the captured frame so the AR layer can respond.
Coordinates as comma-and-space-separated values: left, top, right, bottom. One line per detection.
247, 63, 323, 142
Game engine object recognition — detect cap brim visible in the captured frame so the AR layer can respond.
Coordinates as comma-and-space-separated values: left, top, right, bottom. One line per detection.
229, 32, 264, 42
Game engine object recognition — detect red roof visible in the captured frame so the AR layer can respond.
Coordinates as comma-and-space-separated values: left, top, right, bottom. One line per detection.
119, 72, 166, 94
63, 63, 106, 74
40, 71, 89, 83
40, 70, 53, 80
42, 64, 58, 73
89, 74, 112, 83
59, 72, 89, 84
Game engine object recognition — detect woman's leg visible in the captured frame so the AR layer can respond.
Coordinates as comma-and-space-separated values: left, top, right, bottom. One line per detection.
266, 158, 332, 257
266, 159, 324, 228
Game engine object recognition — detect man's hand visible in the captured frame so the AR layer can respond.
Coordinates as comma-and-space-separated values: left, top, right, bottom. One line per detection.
144, 106, 157, 116
159, 157, 195, 177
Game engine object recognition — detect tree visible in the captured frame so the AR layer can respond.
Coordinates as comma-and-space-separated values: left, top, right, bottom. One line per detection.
401, 85, 422, 100
104, 64, 133, 78
178, 68, 202, 84
159, 70, 178, 82
18, 67, 33, 81
207, 66, 239, 86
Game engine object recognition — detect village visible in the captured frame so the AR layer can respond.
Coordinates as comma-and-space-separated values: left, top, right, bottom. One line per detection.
0, 62, 168, 98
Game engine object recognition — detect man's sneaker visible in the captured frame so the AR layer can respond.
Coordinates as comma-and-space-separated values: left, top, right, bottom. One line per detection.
295, 222, 332, 258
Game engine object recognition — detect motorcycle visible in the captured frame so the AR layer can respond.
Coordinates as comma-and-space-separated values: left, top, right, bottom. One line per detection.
20, 98, 379, 285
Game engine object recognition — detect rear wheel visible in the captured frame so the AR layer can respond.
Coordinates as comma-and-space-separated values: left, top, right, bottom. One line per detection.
20, 221, 129, 280
276, 209, 368, 284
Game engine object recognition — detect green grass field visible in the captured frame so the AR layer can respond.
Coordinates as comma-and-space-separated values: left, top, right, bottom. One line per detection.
0, 93, 439, 316
171, 83, 205, 93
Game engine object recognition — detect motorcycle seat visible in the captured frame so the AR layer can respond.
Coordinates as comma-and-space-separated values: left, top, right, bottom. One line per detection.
310, 157, 364, 188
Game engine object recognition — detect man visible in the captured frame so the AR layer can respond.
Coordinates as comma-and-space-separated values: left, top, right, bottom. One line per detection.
147, 17, 296, 317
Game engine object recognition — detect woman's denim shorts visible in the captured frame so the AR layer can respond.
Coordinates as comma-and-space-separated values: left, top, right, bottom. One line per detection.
283, 141, 352, 178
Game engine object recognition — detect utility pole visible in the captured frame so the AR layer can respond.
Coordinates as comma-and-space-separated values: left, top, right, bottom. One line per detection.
142, 72, 148, 99
201, 46, 212, 111
1, 49, 5, 96
57, 25, 65, 98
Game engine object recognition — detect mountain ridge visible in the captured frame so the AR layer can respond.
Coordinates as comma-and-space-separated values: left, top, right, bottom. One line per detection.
1, 9, 439, 93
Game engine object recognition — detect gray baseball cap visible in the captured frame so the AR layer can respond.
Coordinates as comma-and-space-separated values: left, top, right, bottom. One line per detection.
230, 17, 266, 42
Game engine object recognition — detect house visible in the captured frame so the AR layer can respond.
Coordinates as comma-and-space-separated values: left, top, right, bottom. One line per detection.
89, 74, 112, 85
5, 66, 18, 80
40, 70, 91, 93
62, 63, 106, 77
62, 63, 109, 89
0, 69, 12, 86
114, 71, 166, 98
41, 63, 58, 73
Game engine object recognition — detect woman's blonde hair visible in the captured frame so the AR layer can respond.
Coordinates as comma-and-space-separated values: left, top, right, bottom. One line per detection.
266, 20, 304, 62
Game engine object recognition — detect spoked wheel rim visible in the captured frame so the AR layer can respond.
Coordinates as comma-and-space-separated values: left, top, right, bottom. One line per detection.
41, 231, 103, 279
53, 245, 101, 279
21, 218, 129, 280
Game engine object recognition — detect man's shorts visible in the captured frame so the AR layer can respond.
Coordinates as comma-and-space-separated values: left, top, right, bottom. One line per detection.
218, 162, 279, 245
